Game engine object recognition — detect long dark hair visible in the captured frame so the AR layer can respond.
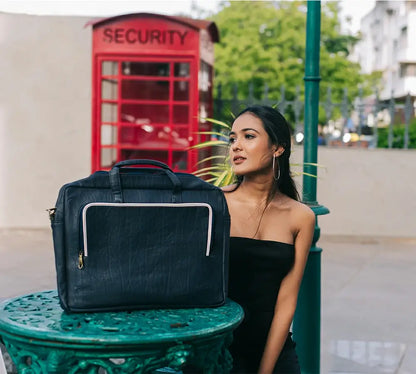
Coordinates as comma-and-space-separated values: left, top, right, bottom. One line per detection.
231, 105, 299, 201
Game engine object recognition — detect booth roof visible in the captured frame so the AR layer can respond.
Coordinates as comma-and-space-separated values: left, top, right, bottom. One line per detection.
85, 13, 219, 43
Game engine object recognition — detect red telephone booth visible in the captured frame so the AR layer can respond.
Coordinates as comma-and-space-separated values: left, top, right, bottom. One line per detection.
88, 13, 219, 173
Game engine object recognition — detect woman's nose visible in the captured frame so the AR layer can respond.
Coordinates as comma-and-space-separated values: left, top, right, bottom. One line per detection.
231, 138, 242, 151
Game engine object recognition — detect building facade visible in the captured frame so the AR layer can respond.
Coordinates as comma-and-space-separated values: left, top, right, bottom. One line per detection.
355, 0, 416, 101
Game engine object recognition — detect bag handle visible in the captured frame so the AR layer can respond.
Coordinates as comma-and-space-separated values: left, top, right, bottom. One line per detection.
109, 159, 182, 203
113, 159, 171, 170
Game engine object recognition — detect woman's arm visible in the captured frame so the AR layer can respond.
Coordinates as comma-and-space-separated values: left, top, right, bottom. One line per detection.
257, 206, 315, 374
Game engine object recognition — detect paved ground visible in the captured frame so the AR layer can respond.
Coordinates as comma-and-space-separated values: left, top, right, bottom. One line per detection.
1, 229, 415, 373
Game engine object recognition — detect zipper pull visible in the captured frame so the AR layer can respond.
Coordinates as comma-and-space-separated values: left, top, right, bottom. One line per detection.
46, 208, 56, 222
78, 251, 84, 270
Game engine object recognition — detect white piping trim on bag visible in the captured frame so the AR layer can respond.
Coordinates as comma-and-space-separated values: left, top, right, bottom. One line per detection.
82, 202, 213, 257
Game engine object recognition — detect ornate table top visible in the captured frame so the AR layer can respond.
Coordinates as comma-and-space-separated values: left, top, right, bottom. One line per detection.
0, 290, 244, 346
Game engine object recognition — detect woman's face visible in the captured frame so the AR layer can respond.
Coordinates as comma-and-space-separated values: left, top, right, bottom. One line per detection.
229, 113, 275, 177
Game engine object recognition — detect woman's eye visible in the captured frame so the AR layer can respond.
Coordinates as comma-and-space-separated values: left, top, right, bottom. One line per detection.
229, 137, 236, 144
245, 134, 255, 139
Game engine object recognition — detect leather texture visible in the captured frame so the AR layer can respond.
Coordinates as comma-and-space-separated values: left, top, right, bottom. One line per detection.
51, 160, 230, 312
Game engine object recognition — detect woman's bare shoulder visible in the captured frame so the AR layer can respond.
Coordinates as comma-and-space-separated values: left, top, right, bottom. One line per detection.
276, 196, 315, 222
290, 200, 316, 229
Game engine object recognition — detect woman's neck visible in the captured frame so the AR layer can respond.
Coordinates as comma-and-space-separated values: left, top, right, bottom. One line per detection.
238, 176, 276, 205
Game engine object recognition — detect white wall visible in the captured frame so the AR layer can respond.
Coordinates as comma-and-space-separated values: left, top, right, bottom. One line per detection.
0, 13, 92, 228
291, 146, 416, 238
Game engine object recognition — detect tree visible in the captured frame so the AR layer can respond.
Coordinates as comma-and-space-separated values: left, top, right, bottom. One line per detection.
211, 1, 304, 101
209, 1, 380, 122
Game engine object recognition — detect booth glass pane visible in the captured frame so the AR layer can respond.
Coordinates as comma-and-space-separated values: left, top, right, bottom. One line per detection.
199, 90, 210, 103
120, 126, 137, 145
122, 62, 170, 77
119, 126, 190, 149
121, 104, 169, 124
174, 63, 190, 77
199, 61, 211, 92
172, 151, 188, 170
173, 105, 189, 124
101, 79, 118, 100
102, 61, 118, 76
101, 148, 117, 168
174, 81, 189, 101
121, 80, 169, 100
101, 103, 118, 123
171, 127, 190, 149
101, 125, 118, 145
121, 149, 168, 165
120, 125, 164, 148
198, 103, 209, 122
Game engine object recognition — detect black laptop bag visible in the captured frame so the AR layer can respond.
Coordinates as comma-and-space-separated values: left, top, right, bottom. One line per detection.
50, 159, 230, 312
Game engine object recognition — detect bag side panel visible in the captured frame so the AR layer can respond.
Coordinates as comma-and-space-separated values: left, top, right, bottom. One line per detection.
51, 185, 69, 310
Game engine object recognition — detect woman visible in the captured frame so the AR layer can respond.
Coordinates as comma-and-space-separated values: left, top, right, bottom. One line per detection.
223, 106, 315, 374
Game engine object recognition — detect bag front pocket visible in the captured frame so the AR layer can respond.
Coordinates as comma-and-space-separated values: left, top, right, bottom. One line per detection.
74, 202, 215, 309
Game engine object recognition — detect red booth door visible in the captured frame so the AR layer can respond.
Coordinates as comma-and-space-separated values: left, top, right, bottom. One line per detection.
93, 56, 196, 173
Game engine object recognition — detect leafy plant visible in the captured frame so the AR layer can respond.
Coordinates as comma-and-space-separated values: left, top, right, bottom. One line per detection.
191, 117, 234, 187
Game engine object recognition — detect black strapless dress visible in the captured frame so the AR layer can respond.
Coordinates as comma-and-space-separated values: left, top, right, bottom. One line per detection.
228, 237, 300, 374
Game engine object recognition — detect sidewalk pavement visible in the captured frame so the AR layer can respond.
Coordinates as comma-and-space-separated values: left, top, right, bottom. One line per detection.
1, 229, 415, 373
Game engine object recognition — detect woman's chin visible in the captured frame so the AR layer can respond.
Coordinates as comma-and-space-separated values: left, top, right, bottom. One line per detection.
231, 167, 245, 176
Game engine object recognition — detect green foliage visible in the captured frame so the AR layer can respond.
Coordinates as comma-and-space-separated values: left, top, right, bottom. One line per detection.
212, 1, 305, 101
210, 1, 382, 120
377, 120, 416, 149
191, 118, 235, 187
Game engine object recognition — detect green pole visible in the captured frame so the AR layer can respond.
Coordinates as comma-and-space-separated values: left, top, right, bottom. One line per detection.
292, 2, 329, 374
302, 0, 320, 202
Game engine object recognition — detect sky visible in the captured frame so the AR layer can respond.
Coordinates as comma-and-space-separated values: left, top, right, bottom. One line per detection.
0, 0, 376, 33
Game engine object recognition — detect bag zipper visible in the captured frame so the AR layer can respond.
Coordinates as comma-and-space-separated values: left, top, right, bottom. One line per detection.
78, 251, 84, 269
47, 208, 56, 222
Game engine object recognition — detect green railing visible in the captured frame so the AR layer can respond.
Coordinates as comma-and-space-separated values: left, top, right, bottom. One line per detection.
213, 85, 415, 149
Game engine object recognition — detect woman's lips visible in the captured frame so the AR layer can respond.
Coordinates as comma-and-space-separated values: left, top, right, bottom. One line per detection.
233, 156, 246, 164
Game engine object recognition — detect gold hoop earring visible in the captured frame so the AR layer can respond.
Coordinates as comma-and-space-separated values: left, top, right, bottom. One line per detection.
272, 156, 280, 181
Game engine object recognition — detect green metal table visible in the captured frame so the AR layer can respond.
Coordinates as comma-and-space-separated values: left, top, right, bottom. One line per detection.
0, 290, 244, 374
